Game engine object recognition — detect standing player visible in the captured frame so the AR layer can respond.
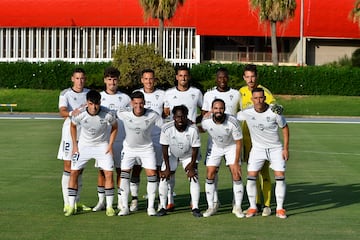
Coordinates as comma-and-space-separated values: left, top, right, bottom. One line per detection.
57, 68, 90, 213
201, 99, 244, 218
129, 69, 165, 212
65, 90, 118, 217
201, 67, 240, 210
237, 88, 289, 219
239, 64, 282, 217
157, 105, 202, 218
163, 65, 203, 211
117, 91, 163, 216
92, 67, 131, 212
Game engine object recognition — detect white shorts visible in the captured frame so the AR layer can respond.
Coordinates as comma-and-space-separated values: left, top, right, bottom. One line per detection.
121, 145, 157, 170
161, 154, 192, 172
206, 144, 241, 167
248, 147, 286, 172
72, 143, 114, 171
57, 119, 78, 161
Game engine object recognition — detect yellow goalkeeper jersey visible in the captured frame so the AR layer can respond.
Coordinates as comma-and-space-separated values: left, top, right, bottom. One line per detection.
239, 84, 276, 110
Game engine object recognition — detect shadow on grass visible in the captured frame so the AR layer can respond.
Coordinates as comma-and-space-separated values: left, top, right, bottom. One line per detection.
115, 182, 360, 216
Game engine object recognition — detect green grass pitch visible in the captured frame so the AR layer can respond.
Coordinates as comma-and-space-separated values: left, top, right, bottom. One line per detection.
0, 119, 359, 240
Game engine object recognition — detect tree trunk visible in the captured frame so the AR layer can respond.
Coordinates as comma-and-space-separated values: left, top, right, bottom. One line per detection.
158, 18, 164, 56
270, 21, 279, 66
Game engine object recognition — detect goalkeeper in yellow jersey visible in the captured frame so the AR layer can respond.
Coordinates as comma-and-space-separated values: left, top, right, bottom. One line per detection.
239, 64, 283, 217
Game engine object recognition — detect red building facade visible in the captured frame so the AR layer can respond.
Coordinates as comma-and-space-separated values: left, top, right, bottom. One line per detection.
0, 0, 359, 65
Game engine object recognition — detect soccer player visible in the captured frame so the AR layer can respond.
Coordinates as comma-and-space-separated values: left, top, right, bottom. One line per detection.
239, 64, 281, 217
65, 90, 118, 217
117, 91, 163, 216
129, 69, 165, 212
157, 105, 202, 218
237, 88, 289, 219
57, 68, 90, 213
201, 99, 244, 218
163, 65, 203, 210
201, 67, 240, 211
92, 67, 131, 212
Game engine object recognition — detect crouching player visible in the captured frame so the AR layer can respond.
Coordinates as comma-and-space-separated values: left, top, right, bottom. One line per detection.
65, 90, 118, 217
237, 88, 289, 219
157, 105, 202, 217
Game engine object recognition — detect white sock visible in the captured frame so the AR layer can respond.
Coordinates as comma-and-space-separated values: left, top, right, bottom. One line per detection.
120, 172, 130, 209
158, 179, 168, 209
130, 181, 139, 198
246, 177, 257, 209
205, 179, 215, 209
275, 177, 286, 210
233, 180, 244, 209
167, 174, 175, 205
190, 179, 200, 209
147, 175, 158, 209
105, 188, 114, 209
68, 188, 77, 208
213, 172, 219, 203
61, 171, 70, 207
97, 186, 105, 204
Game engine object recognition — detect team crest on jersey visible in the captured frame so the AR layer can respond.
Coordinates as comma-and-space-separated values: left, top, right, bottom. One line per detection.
135, 127, 141, 134
118, 96, 122, 102
191, 94, 195, 100
230, 95, 233, 100
145, 120, 150, 126
225, 128, 230, 134
267, 116, 271, 122
155, 95, 159, 100
186, 134, 191, 140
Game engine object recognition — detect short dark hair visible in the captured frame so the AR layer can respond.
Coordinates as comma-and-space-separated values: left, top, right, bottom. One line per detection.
172, 105, 189, 116
252, 87, 264, 95
130, 90, 145, 100
216, 67, 229, 77
141, 68, 155, 76
211, 98, 226, 109
243, 64, 257, 76
175, 65, 190, 75
104, 67, 120, 78
86, 90, 101, 104
72, 68, 86, 75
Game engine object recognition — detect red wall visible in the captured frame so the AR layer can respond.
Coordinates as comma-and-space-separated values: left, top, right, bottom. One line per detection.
0, 0, 359, 38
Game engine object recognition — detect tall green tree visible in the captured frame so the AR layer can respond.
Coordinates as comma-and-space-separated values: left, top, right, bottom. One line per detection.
350, 0, 360, 27
139, 0, 185, 56
249, 0, 296, 66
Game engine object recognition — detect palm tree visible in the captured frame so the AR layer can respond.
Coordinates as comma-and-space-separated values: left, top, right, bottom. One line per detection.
249, 0, 296, 66
139, 0, 185, 56
350, 0, 360, 27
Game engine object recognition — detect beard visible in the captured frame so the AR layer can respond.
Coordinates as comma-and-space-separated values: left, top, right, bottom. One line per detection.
213, 112, 225, 123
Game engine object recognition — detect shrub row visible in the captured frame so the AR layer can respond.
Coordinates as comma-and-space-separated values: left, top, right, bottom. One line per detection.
0, 61, 359, 96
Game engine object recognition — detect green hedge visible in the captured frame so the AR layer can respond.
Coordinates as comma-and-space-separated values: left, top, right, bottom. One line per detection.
0, 61, 359, 96
191, 63, 360, 96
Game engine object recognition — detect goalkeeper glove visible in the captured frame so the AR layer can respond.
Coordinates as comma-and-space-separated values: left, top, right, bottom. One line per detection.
270, 103, 284, 115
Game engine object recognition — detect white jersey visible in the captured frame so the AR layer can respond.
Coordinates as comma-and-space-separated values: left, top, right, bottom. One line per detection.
117, 108, 163, 150
58, 87, 90, 112
160, 120, 201, 159
201, 114, 243, 148
100, 90, 130, 142
71, 107, 117, 146
137, 88, 165, 115
57, 87, 89, 160
164, 86, 203, 123
202, 87, 240, 115
237, 106, 287, 149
